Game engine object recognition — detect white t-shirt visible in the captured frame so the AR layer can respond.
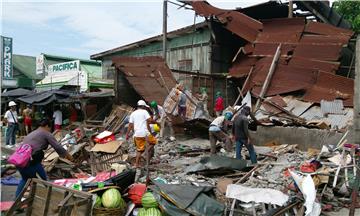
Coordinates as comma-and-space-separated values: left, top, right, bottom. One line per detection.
129, 109, 151, 137
53, 110, 63, 125
209, 116, 225, 132
4, 110, 18, 123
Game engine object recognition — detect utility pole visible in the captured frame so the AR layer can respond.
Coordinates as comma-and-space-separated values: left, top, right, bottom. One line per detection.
163, 0, 167, 60
349, 35, 360, 216
288, 0, 293, 18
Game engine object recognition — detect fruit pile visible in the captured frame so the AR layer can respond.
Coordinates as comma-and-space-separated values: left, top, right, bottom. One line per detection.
137, 192, 162, 216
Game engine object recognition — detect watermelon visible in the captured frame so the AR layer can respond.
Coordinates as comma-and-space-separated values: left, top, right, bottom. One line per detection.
141, 192, 158, 208
137, 208, 147, 216
145, 207, 162, 216
101, 188, 126, 209
94, 195, 102, 208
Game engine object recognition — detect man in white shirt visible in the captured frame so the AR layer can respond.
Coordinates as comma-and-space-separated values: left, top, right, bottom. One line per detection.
4, 101, 18, 147
126, 100, 157, 168
208, 112, 233, 154
53, 106, 62, 130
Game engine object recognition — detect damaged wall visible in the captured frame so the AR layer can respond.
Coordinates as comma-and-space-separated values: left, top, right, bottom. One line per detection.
93, 23, 212, 80
252, 126, 354, 151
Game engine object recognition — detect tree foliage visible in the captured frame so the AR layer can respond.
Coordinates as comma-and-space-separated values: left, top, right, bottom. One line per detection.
333, 0, 360, 33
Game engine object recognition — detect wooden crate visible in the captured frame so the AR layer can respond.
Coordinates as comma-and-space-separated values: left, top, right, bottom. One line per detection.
6, 178, 93, 216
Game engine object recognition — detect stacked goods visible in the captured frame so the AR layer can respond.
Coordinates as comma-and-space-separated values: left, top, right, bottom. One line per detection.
141, 192, 158, 208
138, 192, 162, 216
137, 208, 162, 216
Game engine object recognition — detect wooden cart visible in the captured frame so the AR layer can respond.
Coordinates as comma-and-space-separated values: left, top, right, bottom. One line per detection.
6, 178, 93, 216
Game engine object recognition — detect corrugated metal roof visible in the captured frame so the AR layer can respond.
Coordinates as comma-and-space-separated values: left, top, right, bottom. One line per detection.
252, 43, 296, 56
112, 56, 177, 104
304, 21, 353, 37
13, 54, 42, 80
288, 57, 339, 74
302, 72, 353, 107
301, 106, 353, 129
190, 1, 262, 42
320, 99, 344, 115
255, 18, 304, 44
293, 44, 343, 61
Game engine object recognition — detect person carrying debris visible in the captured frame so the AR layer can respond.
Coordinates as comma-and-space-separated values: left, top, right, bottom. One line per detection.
197, 87, 209, 112
208, 111, 233, 154
23, 104, 33, 135
214, 91, 224, 117
4, 101, 19, 147
126, 100, 157, 168
232, 106, 257, 164
15, 118, 73, 198
176, 84, 187, 119
150, 101, 175, 140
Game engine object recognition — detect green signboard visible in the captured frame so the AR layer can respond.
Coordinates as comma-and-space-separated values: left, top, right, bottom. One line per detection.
1, 36, 13, 79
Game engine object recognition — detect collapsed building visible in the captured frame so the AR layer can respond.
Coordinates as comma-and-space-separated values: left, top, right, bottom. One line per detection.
90, 0, 356, 145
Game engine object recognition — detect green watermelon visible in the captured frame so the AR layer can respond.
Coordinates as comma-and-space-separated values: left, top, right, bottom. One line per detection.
145, 207, 162, 216
137, 208, 147, 216
94, 195, 102, 208
141, 192, 158, 208
101, 188, 126, 209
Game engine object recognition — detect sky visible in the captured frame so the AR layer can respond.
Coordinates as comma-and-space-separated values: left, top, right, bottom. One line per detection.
1, 0, 266, 59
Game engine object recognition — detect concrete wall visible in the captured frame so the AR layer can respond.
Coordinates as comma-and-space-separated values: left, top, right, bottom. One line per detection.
251, 126, 354, 151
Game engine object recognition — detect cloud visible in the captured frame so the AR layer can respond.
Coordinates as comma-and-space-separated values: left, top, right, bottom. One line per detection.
2, 1, 264, 57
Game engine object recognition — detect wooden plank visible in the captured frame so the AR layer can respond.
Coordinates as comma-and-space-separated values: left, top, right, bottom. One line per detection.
42, 186, 52, 215
26, 180, 37, 216
255, 44, 282, 110
5, 179, 32, 216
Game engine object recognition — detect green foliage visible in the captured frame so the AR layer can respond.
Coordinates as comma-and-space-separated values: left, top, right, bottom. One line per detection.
333, 0, 360, 32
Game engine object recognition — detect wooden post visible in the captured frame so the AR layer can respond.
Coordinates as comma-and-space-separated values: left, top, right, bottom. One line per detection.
162, 0, 168, 60
288, 0, 293, 18
255, 44, 282, 110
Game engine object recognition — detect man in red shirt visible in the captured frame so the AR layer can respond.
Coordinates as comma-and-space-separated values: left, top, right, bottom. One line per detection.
214, 91, 224, 117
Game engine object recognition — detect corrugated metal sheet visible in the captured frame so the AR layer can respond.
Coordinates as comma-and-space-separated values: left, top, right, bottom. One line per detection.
302, 71, 354, 107
293, 44, 343, 61
320, 99, 344, 115
252, 43, 296, 56
190, 1, 263, 42
255, 18, 305, 44
301, 35, 350, 45
304, 21, 354, 37
288, 57, 339, 74
301, 106, 353, 129
112, 56, 177, 104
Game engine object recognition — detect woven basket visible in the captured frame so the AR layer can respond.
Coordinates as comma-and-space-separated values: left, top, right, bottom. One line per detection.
92, 207, 125, 216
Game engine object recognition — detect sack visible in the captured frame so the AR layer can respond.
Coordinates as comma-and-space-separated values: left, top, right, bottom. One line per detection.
128, 183, 147, 205
7, 144, 33, 168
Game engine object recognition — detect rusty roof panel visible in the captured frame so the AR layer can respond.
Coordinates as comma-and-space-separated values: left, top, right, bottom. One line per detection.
302, 72, 354, 107
229, 66, 252, 78
190, 1, 262, 42
305, 21, 354, 37
250, 64, 317, 96
255, 18, 305, 43
293, 44, 343, 61
190, 1, 226, 16
301, 34, 350, 45
112, 56, 176, 104
252, 43, 296, 56
288, 57, 339, 74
